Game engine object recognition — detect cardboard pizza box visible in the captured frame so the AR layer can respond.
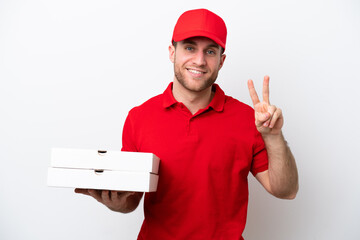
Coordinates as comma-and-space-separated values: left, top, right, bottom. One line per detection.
47, 148, 160, 192
50, 148, 160, 174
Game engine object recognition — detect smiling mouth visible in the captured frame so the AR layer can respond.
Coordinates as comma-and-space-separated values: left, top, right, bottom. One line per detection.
187, 68, 206, 75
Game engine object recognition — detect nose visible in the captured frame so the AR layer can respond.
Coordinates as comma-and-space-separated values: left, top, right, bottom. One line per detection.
192, 51, 206, 66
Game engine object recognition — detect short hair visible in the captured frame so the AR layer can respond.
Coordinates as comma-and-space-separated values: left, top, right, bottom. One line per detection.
172, 41, 225, 55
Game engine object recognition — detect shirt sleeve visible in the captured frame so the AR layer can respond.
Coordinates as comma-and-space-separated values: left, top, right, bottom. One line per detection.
250, 130, 269, 176
121, 109, 138, 152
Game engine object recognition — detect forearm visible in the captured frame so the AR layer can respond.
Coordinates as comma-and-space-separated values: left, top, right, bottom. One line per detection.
262, 132, 298, 199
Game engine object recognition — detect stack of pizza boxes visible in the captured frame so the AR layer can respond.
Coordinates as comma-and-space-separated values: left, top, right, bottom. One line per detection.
47, 148, 160, 192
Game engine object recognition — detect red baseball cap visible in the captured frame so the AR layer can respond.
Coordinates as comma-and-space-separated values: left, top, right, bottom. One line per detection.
172, 9, 227, 51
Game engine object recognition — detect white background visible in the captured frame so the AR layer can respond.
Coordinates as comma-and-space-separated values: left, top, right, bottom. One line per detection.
1, 0, 359, 239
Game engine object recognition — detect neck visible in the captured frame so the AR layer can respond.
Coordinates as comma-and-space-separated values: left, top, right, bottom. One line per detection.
172, 79, 214, 115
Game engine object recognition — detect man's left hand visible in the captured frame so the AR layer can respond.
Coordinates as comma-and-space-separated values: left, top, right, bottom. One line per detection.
247, 75, 283, 136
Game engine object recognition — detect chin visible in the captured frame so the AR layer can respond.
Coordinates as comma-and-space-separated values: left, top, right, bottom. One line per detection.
175, 70, 217, 93
183, 80, 213, 92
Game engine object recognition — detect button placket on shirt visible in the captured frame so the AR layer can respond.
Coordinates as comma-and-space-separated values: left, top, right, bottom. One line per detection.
186, 117, 200, 143
187, 117, 193, 136
175, 103, 195, 137
176, 103, 211, 139
187, 107, 212, 136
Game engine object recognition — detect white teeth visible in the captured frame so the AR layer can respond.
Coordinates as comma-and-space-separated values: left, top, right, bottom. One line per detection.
188, 69, 203, 74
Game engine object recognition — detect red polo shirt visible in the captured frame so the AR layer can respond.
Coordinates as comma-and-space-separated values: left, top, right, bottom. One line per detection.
122, 83, 268, 240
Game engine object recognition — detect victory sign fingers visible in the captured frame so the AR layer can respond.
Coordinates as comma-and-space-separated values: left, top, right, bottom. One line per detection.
247, 76, 283, 135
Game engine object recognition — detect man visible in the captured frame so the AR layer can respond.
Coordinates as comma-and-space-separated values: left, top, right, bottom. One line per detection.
76, 8, 298, 239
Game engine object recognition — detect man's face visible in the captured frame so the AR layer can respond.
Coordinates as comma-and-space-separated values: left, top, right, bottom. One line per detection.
169, 37, 226, 93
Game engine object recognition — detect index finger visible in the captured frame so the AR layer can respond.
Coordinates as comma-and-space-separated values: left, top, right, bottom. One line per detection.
247, 79, 260, 106
262, 75, 270, 104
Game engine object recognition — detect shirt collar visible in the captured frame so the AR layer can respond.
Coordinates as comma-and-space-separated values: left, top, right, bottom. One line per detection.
209, 84, 225, 112
162, 82, 225, 112
162, 82, 178, 108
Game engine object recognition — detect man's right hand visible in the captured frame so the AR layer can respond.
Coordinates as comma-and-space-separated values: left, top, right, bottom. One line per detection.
75, 188, 143, 213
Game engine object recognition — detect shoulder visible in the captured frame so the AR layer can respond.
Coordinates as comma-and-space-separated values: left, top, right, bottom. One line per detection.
224, 95, 255, 116
128, 93, 164, 118
222, 95, 260, 142
221, 94, 258, 131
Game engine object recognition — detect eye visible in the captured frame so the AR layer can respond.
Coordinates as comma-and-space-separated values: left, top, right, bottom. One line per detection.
185, 46, 194, 51
207, 49, 216, 55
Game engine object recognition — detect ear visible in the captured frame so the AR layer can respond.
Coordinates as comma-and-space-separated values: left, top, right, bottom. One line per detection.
219, 54, 226, 70
169, 45, 175, 63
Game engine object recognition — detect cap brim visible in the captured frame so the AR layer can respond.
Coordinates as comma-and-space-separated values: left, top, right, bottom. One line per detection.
173, 30, 226, 51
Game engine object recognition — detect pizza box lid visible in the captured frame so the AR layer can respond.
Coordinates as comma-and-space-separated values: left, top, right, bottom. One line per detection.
50, 148, 160, 174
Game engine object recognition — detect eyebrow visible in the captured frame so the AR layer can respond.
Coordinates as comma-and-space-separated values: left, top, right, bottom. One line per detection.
182, 39, 220, 50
